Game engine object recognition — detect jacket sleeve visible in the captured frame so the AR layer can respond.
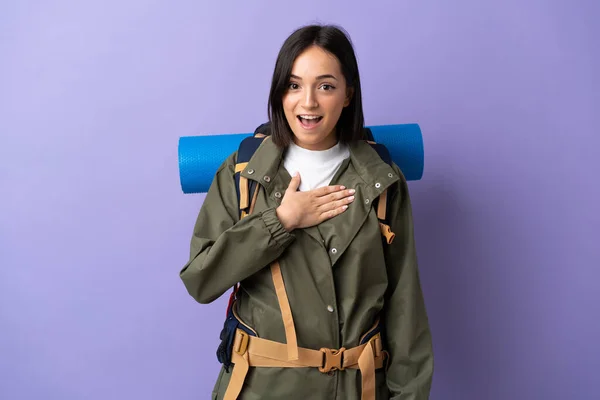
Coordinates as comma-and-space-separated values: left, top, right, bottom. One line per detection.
383, 165, 434, 399
179, 153, 295, 304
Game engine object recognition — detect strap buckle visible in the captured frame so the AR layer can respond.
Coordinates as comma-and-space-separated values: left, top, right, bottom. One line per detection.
234, 330, 249, 355
319, 347, 346, 373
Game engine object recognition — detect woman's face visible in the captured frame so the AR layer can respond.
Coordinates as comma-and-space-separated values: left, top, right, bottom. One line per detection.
282, 46, 352, 151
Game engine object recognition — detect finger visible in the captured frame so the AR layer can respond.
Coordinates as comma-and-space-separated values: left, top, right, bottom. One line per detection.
313, 185, 346, 197
287, 172, 301, 192
320, 189, 355, 204
320, 205, 348, 221
318, 195, 355, 212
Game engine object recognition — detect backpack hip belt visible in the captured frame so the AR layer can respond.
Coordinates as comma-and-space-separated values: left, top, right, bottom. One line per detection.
223, 326, 387, 400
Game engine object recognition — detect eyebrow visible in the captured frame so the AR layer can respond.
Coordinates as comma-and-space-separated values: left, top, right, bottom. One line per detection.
290, 74, 338, 81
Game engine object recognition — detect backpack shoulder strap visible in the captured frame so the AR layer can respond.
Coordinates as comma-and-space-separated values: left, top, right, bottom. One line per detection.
224, 133, 268, 316
235, 135, 268, 219
365, 140, 396, 244
228, 130, 300, 363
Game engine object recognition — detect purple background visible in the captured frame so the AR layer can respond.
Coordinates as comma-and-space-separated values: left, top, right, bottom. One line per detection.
1, 1, 598, 399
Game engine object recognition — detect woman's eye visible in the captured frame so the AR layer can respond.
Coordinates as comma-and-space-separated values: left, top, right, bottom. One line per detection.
288, 83, 299, 90
320, 84, 334, 91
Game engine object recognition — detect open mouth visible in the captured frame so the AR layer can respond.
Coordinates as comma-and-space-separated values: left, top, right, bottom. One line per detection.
297, 115, 323, 129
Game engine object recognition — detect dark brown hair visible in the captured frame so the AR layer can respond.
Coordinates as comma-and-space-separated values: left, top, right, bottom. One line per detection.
267, 24, 365, 148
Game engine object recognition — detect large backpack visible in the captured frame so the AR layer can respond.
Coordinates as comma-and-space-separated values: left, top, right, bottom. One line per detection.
216, 122, 397, 370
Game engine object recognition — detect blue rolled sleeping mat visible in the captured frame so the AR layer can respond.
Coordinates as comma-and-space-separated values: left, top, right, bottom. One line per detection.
178, 123, 424, 194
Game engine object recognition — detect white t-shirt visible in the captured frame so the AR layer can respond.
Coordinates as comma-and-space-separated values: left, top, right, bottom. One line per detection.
283, 141, 350, 192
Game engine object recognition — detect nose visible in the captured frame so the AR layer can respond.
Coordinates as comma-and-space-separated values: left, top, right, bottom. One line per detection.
303, 87, 318, 109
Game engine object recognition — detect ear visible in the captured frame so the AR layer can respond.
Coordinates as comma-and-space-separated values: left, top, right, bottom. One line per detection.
344, 87, 354, 107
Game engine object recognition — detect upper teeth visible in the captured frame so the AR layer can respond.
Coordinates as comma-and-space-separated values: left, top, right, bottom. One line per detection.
300, 115, 320, 119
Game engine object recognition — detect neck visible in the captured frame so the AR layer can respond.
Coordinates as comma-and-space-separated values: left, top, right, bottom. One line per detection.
293, 130, 338, 151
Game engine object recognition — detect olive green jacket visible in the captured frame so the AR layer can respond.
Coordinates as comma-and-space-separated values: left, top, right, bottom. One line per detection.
180, 138, 434, 399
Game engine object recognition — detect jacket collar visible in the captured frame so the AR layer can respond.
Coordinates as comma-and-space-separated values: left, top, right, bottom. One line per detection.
239, 136, 400, 196
239, 136, 284, 191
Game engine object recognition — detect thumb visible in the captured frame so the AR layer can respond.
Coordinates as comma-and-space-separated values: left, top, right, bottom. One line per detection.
287, 172, 301, 192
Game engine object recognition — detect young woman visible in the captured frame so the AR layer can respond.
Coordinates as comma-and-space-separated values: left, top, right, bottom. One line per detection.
180, 24, 433, 400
